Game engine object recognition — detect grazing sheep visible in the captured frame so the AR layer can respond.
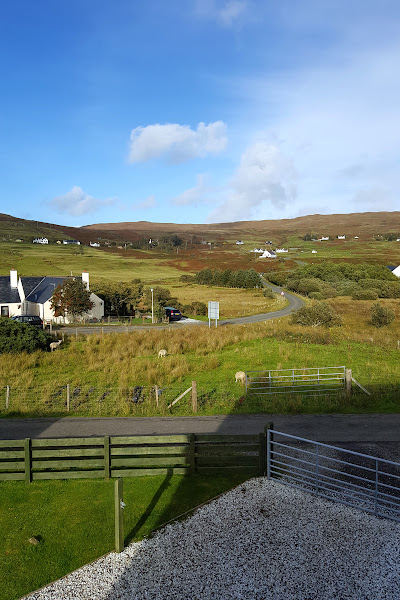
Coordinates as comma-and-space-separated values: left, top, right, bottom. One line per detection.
158, 349, 167, 358
235, 371, 246, 385
50, 340, 63, 352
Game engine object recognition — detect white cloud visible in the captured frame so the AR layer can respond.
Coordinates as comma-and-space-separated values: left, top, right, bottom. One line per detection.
172, 174, 211, 206
195, 0, 248, 27
207, 141, 297, 222
132, 195, 156, 210
50, 186, 116, 217
128, 121, 228, 164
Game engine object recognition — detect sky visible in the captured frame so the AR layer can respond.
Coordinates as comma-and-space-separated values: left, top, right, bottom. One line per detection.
0, 0, 399, 227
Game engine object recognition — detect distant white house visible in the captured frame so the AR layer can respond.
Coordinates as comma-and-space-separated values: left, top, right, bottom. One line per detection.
275, 248, 288, 253
392, 265, 400, 277
311, 250, 317, 254
354, 236, 359, 239
337, 235, 346, 240
318, 236, 329, 241
90, 242, 100, 248
250, 248, 264, 253
236, 240, 244, 245
259, 250, 277, 259
63, 239, 81, 245
0, 269, 103, 323
33, 238, 48, 244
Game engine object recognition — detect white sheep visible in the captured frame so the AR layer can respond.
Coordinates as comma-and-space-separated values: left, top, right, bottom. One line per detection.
158, 349, 167, 358
50, 340, 63, 352
235, 371, 246, 385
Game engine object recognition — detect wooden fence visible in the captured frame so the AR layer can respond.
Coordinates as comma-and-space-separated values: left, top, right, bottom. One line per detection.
0, 433, 264, 482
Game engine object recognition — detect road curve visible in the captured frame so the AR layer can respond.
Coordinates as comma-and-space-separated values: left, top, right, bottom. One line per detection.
60, 282, 305, 335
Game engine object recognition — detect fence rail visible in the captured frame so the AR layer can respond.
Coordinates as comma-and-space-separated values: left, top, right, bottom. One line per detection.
246, 366, 346, 396
266, 428, 400, 523
0, 433, 262, 482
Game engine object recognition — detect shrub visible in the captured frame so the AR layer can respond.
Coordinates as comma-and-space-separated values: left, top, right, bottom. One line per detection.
309, 292, 324, 300
263, 288, 275, 299
371, 303, 395, 328
352, 289, 379, 300
290, 302, 342, 328
0, 318, 52, 353
182, 302, 208, 316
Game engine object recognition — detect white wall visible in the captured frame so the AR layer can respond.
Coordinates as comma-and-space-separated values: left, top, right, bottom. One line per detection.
43, 292, 104, 323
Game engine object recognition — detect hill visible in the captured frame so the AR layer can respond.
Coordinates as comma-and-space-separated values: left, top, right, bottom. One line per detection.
1, 211, 400, 245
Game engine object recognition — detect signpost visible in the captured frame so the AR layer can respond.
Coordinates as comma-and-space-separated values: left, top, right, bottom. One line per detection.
208, 301, 219, 328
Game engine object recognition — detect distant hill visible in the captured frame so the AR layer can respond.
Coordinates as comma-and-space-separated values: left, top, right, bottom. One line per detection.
1, 211, 400, 244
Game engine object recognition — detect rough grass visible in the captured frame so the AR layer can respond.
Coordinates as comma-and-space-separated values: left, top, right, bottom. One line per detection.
1, 473, 248, 600
1, 297, 400, 416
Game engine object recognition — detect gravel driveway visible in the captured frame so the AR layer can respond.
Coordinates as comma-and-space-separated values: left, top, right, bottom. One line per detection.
25, 478, 400, 600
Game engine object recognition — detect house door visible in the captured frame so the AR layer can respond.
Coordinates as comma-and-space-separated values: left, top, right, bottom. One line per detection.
1, 306, 9, 317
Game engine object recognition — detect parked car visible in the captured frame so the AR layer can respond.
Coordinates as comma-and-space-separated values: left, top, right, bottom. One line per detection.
12, 315, 43, 328
164, 307, 182, 321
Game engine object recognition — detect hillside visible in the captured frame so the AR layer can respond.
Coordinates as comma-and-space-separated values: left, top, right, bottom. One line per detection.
1, 211, 400, 245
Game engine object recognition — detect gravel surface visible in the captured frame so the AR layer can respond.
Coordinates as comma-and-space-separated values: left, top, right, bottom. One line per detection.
26, 479, 400, 600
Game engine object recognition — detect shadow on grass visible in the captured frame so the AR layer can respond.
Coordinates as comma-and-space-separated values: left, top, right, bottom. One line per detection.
125, 468, 173, 544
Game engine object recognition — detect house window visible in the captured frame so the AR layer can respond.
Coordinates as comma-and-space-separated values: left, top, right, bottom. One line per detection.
1, 306, 9, 317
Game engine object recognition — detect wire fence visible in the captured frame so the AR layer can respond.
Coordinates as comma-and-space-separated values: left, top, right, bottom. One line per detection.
0, 384, 203, 416
246, 366, 346, 397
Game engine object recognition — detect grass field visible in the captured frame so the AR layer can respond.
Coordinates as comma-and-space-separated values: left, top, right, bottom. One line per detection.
1, 473, 248, 600
1, 296, 400, 417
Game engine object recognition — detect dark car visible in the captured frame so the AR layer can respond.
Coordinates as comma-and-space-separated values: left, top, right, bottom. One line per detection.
12, 315, 43, 328
164, 307, 182, 321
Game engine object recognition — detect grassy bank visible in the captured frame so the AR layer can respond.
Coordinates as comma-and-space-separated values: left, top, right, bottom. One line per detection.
1, 473, 248, 600
1, 297, 400, 417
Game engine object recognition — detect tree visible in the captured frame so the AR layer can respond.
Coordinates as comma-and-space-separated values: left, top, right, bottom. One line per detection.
371, 303, 395, 328
0, 318, 51, 353
91, 280, 143, 316
50, 279, 94, 320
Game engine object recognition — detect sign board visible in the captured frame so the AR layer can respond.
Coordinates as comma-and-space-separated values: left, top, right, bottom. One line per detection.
208, 301, 219, 327
208, 301, 219, 319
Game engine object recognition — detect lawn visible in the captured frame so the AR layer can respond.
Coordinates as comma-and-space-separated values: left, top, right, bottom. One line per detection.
1, 473, 248, 600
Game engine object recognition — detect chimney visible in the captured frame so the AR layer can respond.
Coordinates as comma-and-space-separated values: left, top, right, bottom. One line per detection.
10, 269, 18, 289
82, 271, 89, 290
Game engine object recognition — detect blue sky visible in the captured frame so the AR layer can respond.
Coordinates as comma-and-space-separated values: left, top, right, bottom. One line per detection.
1, 0, 399, 226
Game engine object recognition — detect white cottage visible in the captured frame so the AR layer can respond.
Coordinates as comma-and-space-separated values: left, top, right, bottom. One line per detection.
0, 269, 104, 323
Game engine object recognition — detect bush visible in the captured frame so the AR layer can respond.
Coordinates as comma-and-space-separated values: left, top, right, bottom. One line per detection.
290, 302, 342, 328
371, 303, 395, 328
309, 291, 324, 300
182, 302, 208, 316
0, 318, 52, 353
263, 288, 275, 299
352, 289, 379, 300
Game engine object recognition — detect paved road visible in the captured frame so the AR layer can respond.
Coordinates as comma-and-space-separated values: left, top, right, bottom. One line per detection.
60, 284, 304, 335
1, 413, 400, 442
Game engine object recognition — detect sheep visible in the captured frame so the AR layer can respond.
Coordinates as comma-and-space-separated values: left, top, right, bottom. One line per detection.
235, 371, 246, 385
158, 349, 167, 358
50, 340, 63, 352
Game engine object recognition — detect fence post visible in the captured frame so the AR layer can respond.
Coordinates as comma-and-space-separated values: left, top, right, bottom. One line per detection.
189, 433, 196, 475
315, 444, 319, 494
259, 431, 266, 476
6, 385, 10, 410
245, 372, 248, 393
375, 459, 379, 517
24, 438, 32, 483
155, 385, 159, 408
66, 384, 70, 412
191, 381, 197, 413
345, 369, 352, 398
115, 478, 124, 553
104, 436, 111, 480
266, 422, 273, 480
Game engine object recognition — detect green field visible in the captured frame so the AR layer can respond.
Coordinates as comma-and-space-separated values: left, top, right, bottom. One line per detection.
1, 473, 247, 600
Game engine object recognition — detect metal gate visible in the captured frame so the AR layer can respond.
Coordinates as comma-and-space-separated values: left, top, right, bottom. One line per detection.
246, 366, 345, 396
266, 428, 400, 522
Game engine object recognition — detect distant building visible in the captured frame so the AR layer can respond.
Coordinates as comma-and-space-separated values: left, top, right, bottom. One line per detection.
33, 238, 48, 244
337, 235, 346, 240
275, 248, 288, 253
392, 265, 400, 277
236, 240, 244, 245
90, 242, 100, 248
312, 250, 317, 254
63, 240, 80, 245
259, 250, 277, 259
318, 236, 329, 241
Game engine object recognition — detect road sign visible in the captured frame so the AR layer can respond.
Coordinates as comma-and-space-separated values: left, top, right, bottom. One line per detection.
208, 301, 219, 327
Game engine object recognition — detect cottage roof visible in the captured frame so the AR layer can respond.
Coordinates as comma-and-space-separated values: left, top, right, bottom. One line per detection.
23, 277, 67, 304
0, 277, 20, 304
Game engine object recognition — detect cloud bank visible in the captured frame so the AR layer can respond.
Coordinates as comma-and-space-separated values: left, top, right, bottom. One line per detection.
128, 121, 228, 164
50, 186, 116, 217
